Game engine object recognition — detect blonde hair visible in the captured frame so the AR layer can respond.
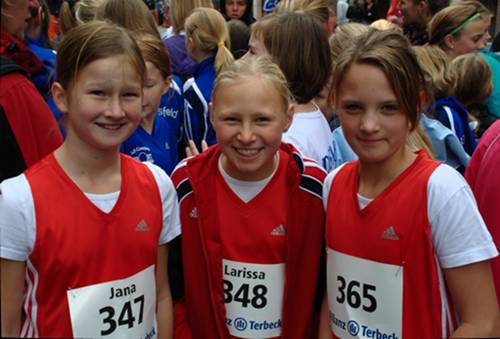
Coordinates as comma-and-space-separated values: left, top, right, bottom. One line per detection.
370, 19, 401, 31
185, 7, 234, 74
329, 22, 369, 61
413, 45, 455, 100
59, 0, 103, 34
451, 53, 492, 108
408, 125, 435, 159
275, 0, 330, 25
213, 56, 292, 113
56, 21, 146, 90
331, 29, 427, 130
96, 0, 160, 38
428, 1, 492, 47
170, 0, 213, 34
133, 32, 171, 79
75, 0, 104, 23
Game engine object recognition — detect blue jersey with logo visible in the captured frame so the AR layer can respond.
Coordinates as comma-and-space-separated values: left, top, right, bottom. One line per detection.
121, 114, 178, 175
183, 56, 217, 150
158, 74, 184, 147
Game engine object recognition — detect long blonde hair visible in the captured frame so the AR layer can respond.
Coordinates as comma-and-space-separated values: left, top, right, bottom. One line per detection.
185, 7, 234, 74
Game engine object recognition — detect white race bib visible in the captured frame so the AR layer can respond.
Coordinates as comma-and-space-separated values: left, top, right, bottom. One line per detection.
67, 265, 157, 339
327, 249, 402, 339
223, 259, 284, 338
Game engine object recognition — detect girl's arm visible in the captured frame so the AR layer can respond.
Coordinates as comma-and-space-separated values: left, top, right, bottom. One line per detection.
1, 259, 25, 337
318, 296, 331, 339
445, 260, 500, 337
156, 244, 173, 339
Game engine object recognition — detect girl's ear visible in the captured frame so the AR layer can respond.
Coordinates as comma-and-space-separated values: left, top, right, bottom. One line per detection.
209, 102, 215, 126
162, 75, 172, 94
51, 82, 69, 113
443, 34, 455, 50
283, 104, 295, 132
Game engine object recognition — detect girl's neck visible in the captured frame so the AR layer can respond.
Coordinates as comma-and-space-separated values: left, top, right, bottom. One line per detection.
191, 50, 213, 64
54, 136, 122, 194
294, 101, 317, 113
357, 145, 417, 199
141, 112, 156, 134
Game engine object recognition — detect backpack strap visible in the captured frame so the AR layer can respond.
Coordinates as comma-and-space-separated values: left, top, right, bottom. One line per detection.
0, 56, 27, 78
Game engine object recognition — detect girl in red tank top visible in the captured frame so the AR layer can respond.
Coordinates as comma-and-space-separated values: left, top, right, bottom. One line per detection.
319, 29, 499, 338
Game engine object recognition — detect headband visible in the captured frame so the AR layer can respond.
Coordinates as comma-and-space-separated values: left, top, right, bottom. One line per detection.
447, 12, 481, 37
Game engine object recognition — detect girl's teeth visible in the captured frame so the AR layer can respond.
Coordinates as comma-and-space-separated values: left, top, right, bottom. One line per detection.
237, 149, 258, 156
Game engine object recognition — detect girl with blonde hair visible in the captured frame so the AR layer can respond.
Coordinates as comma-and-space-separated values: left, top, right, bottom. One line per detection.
414, 44, 477, 156
172, 55, 326, 339
428, 0, 492, 59
183, 7, 234, 151
162, 0, 213, 79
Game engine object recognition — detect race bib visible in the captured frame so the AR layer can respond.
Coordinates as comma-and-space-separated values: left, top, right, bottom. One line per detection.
223, 259, 284, 338
327, 249, 403, 339
67, 265, 157, 339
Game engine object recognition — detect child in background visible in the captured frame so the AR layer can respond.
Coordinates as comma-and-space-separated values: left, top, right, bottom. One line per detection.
171, 56, 326, 338
96, 0, 161, 38
414, 45, 477, 157
121, 32, 179, 175
227, 19, 250, 59
428, 0, 492, 60
320, 29, 499, 338
183, 7, 234, 150
0, 21, 180, 338
451, 53, 494, 138
252, 12, 332, 167
162, 0, 213, 80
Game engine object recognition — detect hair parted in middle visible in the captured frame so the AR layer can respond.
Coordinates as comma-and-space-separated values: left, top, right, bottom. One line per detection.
261, 12, 331, 104
212, 56, 293, 113
55, 20, 146, 91
275, 0, 331, 26
185, 7, 235, 74
331, 29, 427, 130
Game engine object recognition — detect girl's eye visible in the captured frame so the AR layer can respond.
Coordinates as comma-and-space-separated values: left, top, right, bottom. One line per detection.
124, 92, 140, 98
343, 103, 361, 113
90, 90, 105, 96
382, 104, 398, 112
255, 117, 270, 124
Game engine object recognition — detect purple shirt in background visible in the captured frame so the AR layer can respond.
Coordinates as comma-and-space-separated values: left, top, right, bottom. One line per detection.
163, 33, 197, 80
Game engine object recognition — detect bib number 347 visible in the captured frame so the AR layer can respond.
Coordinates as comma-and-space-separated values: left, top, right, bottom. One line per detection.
67, 265, 157, 339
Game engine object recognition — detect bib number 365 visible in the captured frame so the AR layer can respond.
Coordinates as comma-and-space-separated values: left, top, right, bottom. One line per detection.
336, 275, 377, 313
99, 295, 145, 336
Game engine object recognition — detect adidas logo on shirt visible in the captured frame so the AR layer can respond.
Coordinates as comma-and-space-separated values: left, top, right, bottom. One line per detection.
381, 226, 399, 240
270, 224, 286, 236
136, 219, 149, 232
190, 208, 198, 218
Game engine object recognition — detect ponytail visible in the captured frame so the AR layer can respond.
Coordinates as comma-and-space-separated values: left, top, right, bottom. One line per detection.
185, 8, 235, 74
60, 1, 77, 34
215, 40, 234, 74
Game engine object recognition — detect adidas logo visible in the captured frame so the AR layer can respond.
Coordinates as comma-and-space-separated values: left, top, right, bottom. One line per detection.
270, 224, 286, 236
136, 219, 149, 232
190, 208, 198, 218
381, 226, 399, 240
